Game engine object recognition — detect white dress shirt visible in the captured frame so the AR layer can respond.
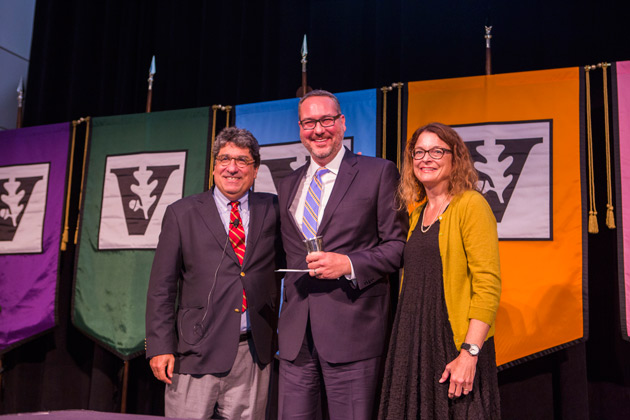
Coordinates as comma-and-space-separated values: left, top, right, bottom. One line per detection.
292, 147, 356, 281
213, 187, 250, 332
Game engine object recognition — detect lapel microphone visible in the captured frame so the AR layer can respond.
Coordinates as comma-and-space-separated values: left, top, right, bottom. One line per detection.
185, 215, 237, 345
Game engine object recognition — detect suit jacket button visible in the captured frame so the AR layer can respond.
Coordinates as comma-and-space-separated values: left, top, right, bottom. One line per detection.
235, 308, 241, 313
240, 272, 245, 277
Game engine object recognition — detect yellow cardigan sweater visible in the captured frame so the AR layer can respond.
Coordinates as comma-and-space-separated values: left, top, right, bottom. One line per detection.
408, 190, 501, 350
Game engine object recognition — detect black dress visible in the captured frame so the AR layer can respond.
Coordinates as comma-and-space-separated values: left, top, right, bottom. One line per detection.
378, 219, 501, 420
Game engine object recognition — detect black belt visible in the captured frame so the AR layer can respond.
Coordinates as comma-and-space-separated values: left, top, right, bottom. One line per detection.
239, 331, 252, 342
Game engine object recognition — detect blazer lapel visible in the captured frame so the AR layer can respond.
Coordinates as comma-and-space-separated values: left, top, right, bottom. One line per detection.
195, 190, 240, 266
244, 192, 267, 267
285, 164, 308, 238
318, 149, 358, 235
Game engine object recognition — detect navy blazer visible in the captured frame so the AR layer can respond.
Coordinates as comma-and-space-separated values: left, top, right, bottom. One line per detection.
277, 149, 408, 364
145, 190, 283, 374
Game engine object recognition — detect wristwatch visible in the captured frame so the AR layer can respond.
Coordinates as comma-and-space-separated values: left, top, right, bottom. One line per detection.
461, 342, 480, 356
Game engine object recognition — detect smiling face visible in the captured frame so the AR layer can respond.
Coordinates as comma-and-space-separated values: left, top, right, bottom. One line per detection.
213, 143, 258, 201
412, 131, 453, 191
298, 96, 346, 167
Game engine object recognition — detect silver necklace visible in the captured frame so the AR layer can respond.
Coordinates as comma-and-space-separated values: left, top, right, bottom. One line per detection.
420, 195, 449, 233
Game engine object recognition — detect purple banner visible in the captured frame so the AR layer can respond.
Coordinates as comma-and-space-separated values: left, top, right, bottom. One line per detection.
0, 123, 70, 353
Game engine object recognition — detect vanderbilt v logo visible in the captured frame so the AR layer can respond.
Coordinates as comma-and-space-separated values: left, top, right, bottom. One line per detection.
467, 137, 544, 223
0, 176, 44, 240
0, 163, 49, 254
110, 165, 180, 236
455, 121, 552, 240
98, 151, 186, 250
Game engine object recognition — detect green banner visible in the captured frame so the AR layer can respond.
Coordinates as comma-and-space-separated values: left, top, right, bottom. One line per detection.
73, 108, 210, 359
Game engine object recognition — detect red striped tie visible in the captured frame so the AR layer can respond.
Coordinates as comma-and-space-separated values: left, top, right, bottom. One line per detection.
229, 201, 247, 311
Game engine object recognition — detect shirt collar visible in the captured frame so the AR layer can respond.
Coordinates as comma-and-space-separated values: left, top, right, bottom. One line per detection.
213, 187, 250, 211
306, 146, 346, 178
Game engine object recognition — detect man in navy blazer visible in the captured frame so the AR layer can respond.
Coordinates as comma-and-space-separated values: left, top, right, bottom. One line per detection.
276, 90, 408, 419
146, 127, 283, 419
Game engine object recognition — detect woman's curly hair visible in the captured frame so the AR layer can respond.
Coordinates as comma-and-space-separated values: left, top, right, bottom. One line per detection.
398, 122, 479, 208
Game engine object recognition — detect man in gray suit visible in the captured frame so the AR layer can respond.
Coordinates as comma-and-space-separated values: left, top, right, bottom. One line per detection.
276, 90, 408, 419
146, 127, 283, 419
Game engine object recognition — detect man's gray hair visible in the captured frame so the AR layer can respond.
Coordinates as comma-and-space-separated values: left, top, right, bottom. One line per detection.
213, 126, 261, 167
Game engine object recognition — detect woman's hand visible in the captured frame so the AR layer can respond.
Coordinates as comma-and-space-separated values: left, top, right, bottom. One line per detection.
439, 350, 478, 398
439, 318, 490, 398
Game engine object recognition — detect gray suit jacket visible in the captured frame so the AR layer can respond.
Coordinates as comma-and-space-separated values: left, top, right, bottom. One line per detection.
276, 149, 408, 364
145, 189, 283, 374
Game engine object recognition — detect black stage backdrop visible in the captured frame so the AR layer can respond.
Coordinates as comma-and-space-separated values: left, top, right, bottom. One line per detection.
2, 1, 630, 419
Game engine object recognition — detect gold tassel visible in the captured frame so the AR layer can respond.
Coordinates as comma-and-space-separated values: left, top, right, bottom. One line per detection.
589, 211, 599, 234
61, 226, 69, 251
606, 204, 616, 229
585, 65, 599, 234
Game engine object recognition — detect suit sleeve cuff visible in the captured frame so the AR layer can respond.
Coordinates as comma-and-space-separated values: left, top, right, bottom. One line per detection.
344, 256, 358, 287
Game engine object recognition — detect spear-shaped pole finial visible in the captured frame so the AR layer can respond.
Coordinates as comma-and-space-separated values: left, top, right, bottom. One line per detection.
17, 77, 24, 128
297, 35, 312, 97
146, 56, 156, 113
485, 26, 493, 75
301, 35, 308, 67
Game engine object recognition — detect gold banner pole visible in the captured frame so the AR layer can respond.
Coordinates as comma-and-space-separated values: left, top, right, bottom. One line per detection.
392, 82, 404, 171
224, 105, 232, 128
61, 122, 79, 251
380, 86, 392, 159
74, 117, 91, 244
209, 105, 222, 189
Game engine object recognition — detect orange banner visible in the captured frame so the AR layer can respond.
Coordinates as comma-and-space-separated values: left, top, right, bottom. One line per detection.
407, 68, 585, 367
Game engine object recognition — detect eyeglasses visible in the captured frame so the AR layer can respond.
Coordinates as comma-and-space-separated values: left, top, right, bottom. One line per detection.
215, 155, 254, 168
299, 114, 342, 130
411, 148, 452, 160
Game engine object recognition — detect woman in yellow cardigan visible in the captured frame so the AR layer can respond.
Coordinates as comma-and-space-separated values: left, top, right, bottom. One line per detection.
379, 122, 501, 419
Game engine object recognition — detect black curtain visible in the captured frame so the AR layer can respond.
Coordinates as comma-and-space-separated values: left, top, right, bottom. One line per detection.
3, 0, 630, 418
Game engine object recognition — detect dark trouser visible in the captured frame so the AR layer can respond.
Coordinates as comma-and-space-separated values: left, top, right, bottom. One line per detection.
278, 322, 381, 420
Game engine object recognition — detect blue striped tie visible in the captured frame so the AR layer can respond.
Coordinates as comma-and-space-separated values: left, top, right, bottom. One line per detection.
302, 167, 329, 238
